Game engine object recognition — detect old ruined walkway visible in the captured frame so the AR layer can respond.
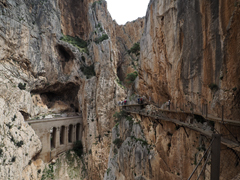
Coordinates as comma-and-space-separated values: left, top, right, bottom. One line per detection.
28, 116, 83, 162
122, 104, 240, 151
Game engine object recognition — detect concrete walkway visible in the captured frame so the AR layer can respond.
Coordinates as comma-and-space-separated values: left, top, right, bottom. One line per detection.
28, 116, 83, 162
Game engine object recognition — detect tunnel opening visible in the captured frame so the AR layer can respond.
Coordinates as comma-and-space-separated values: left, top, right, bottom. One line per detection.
117, 66, 125, 82
19, 111, 30, 121
76, 123, 80, 141
56, 44, 75, 74
31, 82, 80, 114
56, 44, 73, 62
60, 126, 65, 145
50, 127, 57, 149
68, 124, 73, 143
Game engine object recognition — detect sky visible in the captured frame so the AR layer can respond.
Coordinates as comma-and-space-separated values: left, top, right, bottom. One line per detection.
105, 0, 150, 25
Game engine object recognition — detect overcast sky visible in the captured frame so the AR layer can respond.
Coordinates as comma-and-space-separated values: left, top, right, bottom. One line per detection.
105, 0, 150, 25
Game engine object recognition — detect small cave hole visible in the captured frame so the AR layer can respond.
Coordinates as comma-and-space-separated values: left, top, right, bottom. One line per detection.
56, 44, 72, 62
117, 66, 125, 82
20, 111, 30, 121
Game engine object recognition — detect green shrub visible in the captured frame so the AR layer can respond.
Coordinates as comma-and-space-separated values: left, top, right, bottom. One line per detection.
92, 0, 102, 9
113, 138, 123, 148
94, 34, 108, 44
115, 77, 125, 89
6, 122, 12, 129
107, 168, 111, 175
60, 35, 88, 54
16, 140, 24, 147
41, 164, 54, 180
128, 42, 140, 55
11, 156, 16, 162
208, 83, 219, 91
96, 23, 101, 28
125, 71, 138, 84
80, 64, 96, 79
72, 140, 83, 157
12, 115, 17, 121
113, 110, 127, 122
18, 83, 26, 90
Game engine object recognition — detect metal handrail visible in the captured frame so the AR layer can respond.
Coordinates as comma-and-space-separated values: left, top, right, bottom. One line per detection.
196, 151, 211, 180
187, 137, 215, 180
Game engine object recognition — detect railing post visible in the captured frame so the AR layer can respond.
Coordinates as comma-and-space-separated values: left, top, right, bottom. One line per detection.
211, 134, 221, 180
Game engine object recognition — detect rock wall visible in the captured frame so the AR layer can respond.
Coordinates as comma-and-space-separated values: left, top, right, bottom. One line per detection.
104, 114, 207, 180
104, 112, 240, 180
0, 0, 144, 179
136, 0, 240, 120
1, 0, 239, 179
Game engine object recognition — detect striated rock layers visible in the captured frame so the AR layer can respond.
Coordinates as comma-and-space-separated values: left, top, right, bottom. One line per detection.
104, 112, 240, 180
0, 0, 144, 179
1, 0, 239, 179
136, 0, 240, 120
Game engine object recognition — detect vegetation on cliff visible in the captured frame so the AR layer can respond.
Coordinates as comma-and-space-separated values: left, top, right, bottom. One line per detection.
125, 71, 138, 84
94, 34, 109, 44
80, 64, 96, 79
128, 42, 140, 56
60, 35, 88, 54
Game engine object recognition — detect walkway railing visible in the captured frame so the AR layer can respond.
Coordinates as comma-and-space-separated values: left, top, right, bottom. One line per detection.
122, 104, 240, 180
187, 134, 221, 180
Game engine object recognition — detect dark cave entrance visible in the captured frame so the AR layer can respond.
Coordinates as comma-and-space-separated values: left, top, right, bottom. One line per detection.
31, 82, 80, 113
117, 66, 125, 82
56, 44, 75, 75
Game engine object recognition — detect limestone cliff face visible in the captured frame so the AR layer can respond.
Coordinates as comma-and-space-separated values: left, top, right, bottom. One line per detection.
136, 0, 240, 120
104, 111, 240, 180
0, 0, 142, 179
58, 0, 94, 39
1, 0, 239, 179
115, 19, 145, 82
104, 0, 240, 179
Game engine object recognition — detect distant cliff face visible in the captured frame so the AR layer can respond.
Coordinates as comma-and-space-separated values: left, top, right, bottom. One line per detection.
137, 0, 240, 120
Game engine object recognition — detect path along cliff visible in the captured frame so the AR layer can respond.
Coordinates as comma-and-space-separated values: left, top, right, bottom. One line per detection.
0, 0, 239, 179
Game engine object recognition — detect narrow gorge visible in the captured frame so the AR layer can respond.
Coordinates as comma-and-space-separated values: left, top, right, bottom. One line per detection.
0, 0, 239, 180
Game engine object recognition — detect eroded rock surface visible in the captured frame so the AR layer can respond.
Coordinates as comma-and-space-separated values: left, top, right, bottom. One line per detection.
136, 0, 240, 120
1, 0, 239, 179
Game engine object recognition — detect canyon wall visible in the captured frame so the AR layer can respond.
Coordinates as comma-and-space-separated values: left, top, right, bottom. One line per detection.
0, 0, 144, 179
104, 111, 240, 180
0, 0, 239, 179
104, 0, 240, 179
136, 0, 240, 120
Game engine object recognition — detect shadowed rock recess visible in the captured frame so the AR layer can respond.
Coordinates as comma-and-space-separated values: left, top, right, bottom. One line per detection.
0, 0, 239, 179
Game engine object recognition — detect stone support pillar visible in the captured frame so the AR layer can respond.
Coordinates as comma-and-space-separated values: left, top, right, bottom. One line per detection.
56, 127, 60, 148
